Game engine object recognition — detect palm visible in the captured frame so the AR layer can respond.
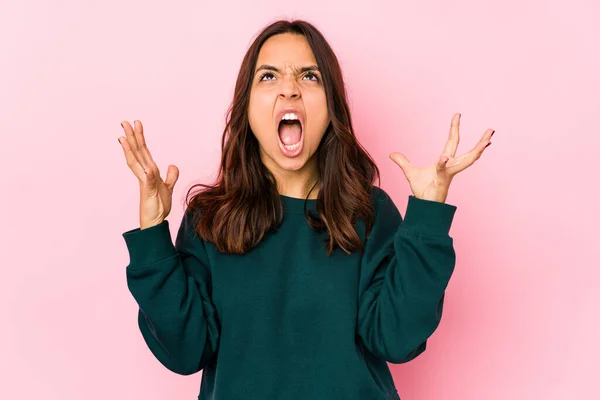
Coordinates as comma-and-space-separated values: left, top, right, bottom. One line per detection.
139, 173, 172, 222
389, 113, 495, 203
400, 162, 452, 203
155, 174, 174, 216
118, 120, 179, 228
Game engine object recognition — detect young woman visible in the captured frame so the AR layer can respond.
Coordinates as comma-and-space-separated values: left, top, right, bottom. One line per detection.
118, 19, 494, 400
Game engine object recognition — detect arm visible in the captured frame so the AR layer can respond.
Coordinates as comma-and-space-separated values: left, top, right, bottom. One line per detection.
357, 188, 457, 364
122, 209, 220, 375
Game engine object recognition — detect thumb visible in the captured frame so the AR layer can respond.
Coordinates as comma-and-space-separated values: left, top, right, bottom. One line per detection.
164, 165, 179, 192
389, 152, 412, 174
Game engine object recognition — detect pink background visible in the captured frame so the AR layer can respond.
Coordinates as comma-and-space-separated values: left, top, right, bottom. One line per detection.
1, 0, 598, 399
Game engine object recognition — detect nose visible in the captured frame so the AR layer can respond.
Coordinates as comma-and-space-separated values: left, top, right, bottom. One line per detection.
278, 74, 300, 99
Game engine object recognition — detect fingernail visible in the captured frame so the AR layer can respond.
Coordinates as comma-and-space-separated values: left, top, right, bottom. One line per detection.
485, 142, 492, 148
120, 122, 124, 128
491, 130, 495, 137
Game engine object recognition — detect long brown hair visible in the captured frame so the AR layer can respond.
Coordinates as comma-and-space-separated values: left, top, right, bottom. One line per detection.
184, 19, 381, 256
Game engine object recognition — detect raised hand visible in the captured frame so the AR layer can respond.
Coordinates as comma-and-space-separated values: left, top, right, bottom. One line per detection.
118, 120, 180, 229
389, 113, 494, 204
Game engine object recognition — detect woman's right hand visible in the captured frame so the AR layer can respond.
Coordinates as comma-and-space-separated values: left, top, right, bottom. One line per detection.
118, 120, 179, 230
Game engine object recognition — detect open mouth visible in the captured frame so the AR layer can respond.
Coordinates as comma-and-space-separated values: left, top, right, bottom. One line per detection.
277, 119, 304, 157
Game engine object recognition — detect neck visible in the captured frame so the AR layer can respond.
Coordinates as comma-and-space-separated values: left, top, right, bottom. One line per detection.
262, 152, 319, 199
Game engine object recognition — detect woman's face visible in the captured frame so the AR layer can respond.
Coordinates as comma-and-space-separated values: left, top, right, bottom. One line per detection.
248, 33, 330, 184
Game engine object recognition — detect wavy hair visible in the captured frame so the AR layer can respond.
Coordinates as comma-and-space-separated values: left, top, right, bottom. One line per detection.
185, 19, 381, 256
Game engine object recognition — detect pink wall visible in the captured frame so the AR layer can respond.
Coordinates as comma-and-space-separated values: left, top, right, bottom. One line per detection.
2, 0, 598, 399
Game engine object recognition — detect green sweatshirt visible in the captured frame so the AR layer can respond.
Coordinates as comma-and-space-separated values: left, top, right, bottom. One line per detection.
122, 185, 457, 400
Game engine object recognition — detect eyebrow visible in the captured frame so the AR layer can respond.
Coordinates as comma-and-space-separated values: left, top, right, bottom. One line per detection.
254, 64, 320, 75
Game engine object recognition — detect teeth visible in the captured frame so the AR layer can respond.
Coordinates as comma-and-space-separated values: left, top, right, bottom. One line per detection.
279, 111, 302, 153
281, 113, 299, 121
283, 141, 300, 150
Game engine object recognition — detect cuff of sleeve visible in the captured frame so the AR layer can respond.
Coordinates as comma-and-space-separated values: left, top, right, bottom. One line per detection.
401, 195, 457, 236
122, 219, 178, 267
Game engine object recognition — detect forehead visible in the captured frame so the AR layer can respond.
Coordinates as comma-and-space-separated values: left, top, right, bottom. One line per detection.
256, 33, 317, 67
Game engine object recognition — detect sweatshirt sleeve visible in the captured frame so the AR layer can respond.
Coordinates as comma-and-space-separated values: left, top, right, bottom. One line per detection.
356, 188, 457, 364
122, 209, 220, 375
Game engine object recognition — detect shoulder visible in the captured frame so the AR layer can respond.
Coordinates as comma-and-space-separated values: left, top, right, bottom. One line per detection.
370, 185, 388, 201
369, 185, 401, 219
175, 204, 207, 247
362, 185, 403, 244
361, 185, 403, 247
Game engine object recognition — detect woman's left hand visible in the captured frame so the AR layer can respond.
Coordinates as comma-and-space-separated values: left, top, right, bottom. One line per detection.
389, 113, 495, 204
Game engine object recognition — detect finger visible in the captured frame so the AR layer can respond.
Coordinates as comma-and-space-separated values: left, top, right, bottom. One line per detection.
121, 121, 146, 169
117, 135, 147, 181
121, 120, 163, 184
442, 113, 461, 158
133, 120, 165, 185
446, 129, 494, 175
133, 120, 157, 169
436, 154, 450, 173
164, 165, 180, 192
389, 152, 413, 176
